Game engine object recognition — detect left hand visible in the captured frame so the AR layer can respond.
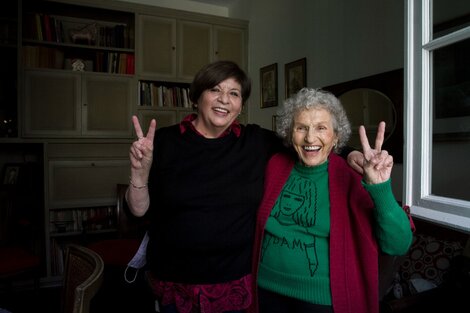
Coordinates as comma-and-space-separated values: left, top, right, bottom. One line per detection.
347, 150, 365, 174
359, 121, 393, 184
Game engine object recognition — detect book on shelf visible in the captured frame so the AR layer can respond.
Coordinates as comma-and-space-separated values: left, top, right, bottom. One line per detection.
50, 206, 116, 234
23, 45, 64, 69
138, 82, 190, 108
24, 12, 132, 49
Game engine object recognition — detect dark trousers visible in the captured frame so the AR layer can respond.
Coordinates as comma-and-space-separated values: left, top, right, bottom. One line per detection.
258, 287, 334, 313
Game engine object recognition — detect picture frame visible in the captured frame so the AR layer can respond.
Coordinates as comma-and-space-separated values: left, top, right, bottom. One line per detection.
2, 164, 21, 185
260, 63, 278, 108
285, 58, 306, 99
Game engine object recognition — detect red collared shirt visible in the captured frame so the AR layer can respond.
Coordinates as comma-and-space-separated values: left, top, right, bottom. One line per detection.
179, 113, 241, 137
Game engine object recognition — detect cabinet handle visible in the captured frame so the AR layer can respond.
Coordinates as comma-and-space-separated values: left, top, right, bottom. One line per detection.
91, 162, 95, 166
172, 46, 176, 50
83, 103, 87, 106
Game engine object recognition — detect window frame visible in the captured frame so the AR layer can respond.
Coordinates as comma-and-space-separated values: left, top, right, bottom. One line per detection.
405, 0, 470, 232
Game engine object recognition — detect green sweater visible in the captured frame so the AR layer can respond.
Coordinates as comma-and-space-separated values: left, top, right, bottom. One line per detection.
258, 160, 407, 305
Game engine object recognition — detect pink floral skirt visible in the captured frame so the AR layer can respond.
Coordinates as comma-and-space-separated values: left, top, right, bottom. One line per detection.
147, 273, 253, 313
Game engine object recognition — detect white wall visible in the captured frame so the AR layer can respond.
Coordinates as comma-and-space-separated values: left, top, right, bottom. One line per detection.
243, 0, 404, 130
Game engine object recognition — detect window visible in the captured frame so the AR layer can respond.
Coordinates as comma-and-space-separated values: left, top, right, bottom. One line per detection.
405, 0, 470, 232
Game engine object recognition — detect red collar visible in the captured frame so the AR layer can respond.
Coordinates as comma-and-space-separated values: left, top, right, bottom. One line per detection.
179, 113, 241, 138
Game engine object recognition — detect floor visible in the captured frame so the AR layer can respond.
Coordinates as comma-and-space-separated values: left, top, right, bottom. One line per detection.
0, 266, 156, 313
0, 286, 61, 313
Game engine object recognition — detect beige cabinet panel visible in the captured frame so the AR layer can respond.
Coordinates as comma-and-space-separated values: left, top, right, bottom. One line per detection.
139, 15, 177, 78
138, 109, 176, 132
213, 25, 247, 70
24, 70, 81, 137
82, 74, 134, 137
138, 14, 247, 82
178, 20, 212, 80
48, 159, 130, 209
177, 109, 194, 122
23, 70, 134, 138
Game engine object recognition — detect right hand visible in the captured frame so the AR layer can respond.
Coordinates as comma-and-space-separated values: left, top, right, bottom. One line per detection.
129, 115, 156, 184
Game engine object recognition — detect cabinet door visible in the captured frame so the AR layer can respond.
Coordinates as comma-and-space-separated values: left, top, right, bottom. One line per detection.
23, 70, 81, 137
177, 109, 194, 122
82, 74, 134, 138
178, 20, 212, 80
48, 159, 130, 209
213, 25, 247, 70
139, 15, 177, 78
138, 110, 176, 133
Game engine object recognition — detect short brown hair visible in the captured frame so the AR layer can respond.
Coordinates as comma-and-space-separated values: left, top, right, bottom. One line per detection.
189, 61, 251, 106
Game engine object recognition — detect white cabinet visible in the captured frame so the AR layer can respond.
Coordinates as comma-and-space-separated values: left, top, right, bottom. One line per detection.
177, 20, 212, 80
48, 159, 129, 209
23, 69, 134, 138
138, 14, 247, 81
138, 15, 177, 78
213, 25, 247, 70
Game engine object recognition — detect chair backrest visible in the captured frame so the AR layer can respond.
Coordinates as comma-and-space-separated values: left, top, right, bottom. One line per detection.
62, 244, 104, 313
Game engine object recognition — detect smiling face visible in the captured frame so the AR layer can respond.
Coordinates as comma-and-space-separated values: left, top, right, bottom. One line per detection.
292, 107, 338, 167
193, 77, 243, 138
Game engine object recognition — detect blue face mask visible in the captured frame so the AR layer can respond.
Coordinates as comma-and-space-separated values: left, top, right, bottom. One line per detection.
124, 232, 149, 283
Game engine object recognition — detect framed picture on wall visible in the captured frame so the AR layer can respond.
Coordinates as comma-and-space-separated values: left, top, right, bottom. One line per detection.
260, 63, 278, 108
285, 58, 306, 99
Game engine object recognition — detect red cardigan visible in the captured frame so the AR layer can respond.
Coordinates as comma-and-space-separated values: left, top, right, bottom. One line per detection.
251, 152, 384, 313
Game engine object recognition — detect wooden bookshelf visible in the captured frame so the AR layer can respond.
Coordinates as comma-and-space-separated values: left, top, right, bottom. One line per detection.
0, 0, 248, 284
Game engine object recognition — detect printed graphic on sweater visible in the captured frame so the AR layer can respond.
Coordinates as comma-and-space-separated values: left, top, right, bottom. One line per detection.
262, 176, 319, 276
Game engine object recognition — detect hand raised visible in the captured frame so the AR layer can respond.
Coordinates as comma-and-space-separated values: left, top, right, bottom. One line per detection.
359, 121, 393, 184
129, 115, 156, 173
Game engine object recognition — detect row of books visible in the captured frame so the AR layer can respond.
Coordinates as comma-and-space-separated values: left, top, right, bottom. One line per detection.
23, 12, 133, 49
49, 206, 116, 234
23, 45, 64, 69
23, 45, 135, 74
95, 52, 135, 74
139, 82, 192, 108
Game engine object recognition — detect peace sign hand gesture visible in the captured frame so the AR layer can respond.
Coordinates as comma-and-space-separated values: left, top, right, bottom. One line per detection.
129, 115, 156, 184
359, 121, 394, 185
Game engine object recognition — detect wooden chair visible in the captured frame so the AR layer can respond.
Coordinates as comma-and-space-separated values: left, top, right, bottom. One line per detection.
62, 244, 104, 313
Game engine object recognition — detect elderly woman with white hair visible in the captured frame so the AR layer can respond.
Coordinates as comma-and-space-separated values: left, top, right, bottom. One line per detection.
250, 88, 414, 313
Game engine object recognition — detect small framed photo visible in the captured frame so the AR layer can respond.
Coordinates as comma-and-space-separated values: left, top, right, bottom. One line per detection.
3, 164, 21, 185
260, 63, 278, 108
285, 58, 306, 99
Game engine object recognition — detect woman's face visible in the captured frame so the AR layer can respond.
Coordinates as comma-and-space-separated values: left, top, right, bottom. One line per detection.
292, 107, 338, 167
194, 77, 243, 138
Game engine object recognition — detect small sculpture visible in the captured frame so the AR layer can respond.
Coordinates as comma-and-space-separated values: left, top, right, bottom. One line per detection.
71, 59, 85, 71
